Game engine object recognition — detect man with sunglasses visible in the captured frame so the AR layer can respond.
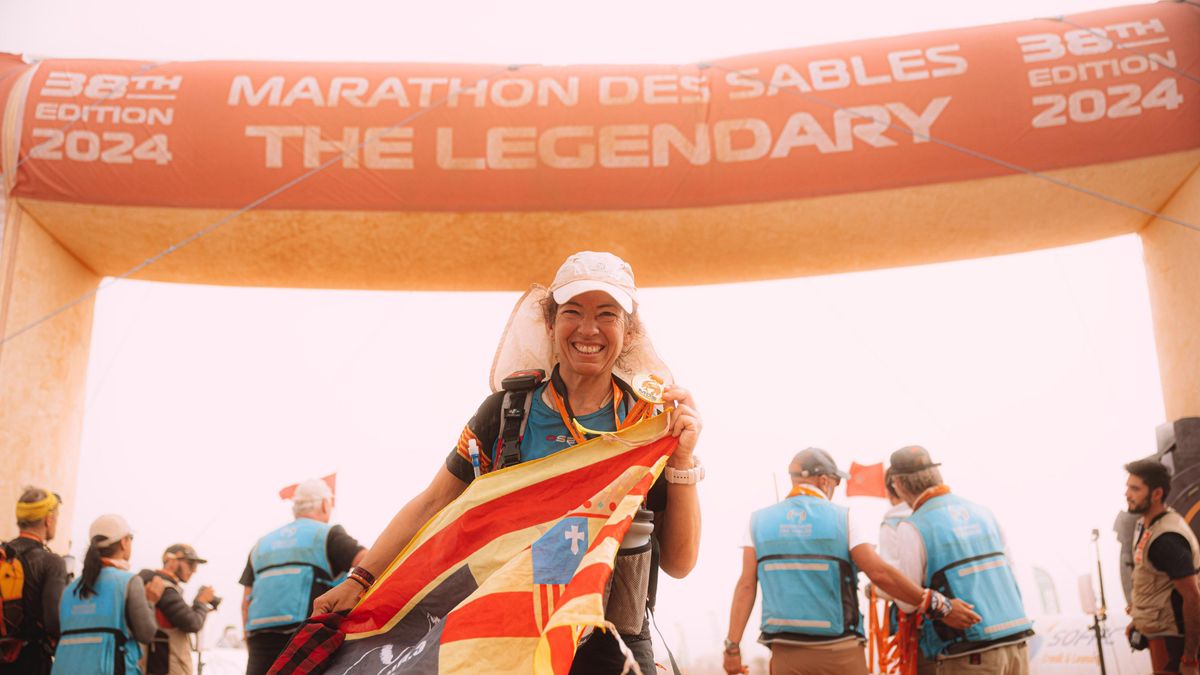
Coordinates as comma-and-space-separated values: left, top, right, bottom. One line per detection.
724, 448, 980, 675
137, 544, 216, 675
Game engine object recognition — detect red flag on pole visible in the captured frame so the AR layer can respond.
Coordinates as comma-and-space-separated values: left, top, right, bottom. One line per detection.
846, 462, 887, 498
278, 473, 337, 501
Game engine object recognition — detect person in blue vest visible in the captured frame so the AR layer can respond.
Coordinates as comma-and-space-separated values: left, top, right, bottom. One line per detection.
724, 448, 980, 675
239, 479, 366, 675
886, 445, 1033, 674
52, 514, 163, 675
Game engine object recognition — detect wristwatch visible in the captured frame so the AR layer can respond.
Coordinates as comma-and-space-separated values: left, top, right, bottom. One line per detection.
723, 638, 740, 654
665, 456, 705, 485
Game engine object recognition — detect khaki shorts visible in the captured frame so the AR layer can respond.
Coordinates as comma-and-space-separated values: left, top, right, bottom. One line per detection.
768, 639, 869, 675
936, 642, 1029, 675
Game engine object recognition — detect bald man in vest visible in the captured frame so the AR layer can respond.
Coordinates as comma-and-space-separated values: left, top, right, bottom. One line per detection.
240, 479, 366, 675
1125, 458, 1200, 675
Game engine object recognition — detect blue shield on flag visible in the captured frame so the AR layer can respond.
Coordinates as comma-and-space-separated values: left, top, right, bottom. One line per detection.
532, 517, 588, 585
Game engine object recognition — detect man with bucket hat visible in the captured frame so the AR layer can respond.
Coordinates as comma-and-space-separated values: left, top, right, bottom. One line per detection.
886, 445, 1033, 674
724, 448, 980, 675
137, 544, 217, 674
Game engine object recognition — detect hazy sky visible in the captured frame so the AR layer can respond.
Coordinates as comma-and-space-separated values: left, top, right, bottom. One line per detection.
1, 0, 1165, 666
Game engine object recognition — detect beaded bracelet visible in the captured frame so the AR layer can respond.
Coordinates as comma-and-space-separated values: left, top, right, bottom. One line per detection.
925, 590, 952, 619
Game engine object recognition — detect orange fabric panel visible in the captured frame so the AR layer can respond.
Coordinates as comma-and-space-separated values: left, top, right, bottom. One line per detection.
7, 4, 1198, 212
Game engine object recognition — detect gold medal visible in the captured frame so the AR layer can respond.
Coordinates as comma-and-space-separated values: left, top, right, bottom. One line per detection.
631, 372, 667, 404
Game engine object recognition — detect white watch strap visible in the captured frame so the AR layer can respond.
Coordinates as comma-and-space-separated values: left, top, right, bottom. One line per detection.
665, 456, 704, 484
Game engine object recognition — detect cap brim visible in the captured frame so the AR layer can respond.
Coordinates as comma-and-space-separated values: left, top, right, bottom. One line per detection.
835, 469, 851, 480
890, 462, 941, 475
188, 557, 208, 564
97, 530, 133, 547
551, 280, 634, 314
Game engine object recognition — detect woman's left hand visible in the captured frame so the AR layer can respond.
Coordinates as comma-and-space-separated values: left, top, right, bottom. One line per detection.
662, 384, 702, 462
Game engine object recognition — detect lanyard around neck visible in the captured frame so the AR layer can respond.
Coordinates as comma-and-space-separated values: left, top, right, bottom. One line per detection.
788, 484, 828, 500
548, 365, 651, 445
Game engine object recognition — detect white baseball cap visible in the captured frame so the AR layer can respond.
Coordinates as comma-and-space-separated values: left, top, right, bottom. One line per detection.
548, 251, 637, 314
489, 251, 671, 393
89, 514, 132, 547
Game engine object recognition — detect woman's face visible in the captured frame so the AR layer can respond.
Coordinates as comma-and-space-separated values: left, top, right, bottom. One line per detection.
550, 290, 629, 380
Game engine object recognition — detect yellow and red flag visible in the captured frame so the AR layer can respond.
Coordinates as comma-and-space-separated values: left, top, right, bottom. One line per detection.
274, 413, 676, 674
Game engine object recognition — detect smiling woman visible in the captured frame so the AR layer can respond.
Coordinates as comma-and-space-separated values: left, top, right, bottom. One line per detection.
304, 251, 704, 674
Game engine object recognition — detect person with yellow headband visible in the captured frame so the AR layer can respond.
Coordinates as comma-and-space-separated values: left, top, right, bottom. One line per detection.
0, 487, 67, 675
723, 448, 980, 675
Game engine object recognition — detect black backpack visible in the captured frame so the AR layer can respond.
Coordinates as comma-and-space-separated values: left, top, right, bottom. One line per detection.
469, 369, 545, 472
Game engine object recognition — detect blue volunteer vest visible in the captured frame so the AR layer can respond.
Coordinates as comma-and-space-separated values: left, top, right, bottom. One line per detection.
52, 567, 143, 675
907, 494, 1032, 657
247, 519, 334, 632
750, 495, 861, 640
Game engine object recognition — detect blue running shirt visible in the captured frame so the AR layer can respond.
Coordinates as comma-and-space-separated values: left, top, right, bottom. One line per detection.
517, 383, 626, 461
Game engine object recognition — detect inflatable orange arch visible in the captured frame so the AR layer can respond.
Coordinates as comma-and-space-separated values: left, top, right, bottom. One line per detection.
1, 2, 1198, 541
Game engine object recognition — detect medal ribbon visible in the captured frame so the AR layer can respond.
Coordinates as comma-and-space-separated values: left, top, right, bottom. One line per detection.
787, 484, 828, 500
548, 364, 653, 445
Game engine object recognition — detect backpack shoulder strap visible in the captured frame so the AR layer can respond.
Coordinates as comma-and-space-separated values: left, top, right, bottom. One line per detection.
468, 390, 507, 470
495, 369, 545, 470
0, 540, 28, 572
